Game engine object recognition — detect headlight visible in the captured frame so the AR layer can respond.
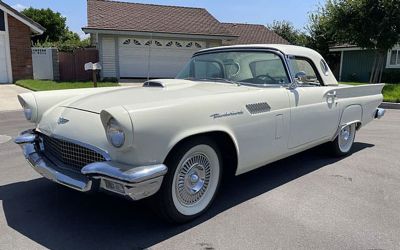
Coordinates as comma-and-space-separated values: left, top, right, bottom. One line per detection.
106, 118, 125, 148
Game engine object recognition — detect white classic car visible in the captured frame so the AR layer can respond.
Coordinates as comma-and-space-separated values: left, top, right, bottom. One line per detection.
15, 45, 385, 223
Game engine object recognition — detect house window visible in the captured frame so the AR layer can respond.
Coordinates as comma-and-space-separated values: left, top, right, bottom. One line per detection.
154, 40, 162, 46
175, 42, 182, 47
145, 40, 152, 46
186, 42, 193, 48
123, 39, 131, 45
389, 49, 400, 66
0, 10, 5, 31
133, 39, 141, 45
166, 41, 173, 47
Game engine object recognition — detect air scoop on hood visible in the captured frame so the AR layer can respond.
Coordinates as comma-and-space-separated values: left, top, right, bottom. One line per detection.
143, 79, 197, 89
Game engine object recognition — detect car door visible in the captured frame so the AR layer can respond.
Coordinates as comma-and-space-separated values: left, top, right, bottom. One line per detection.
287, 56, 340, 149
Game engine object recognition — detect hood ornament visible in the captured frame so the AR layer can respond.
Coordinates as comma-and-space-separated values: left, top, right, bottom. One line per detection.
57, 117, 69, 125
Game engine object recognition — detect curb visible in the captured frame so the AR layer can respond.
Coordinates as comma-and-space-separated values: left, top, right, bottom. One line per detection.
379, 102, 400, 110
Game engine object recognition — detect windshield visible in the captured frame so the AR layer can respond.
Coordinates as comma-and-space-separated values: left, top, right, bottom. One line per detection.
176, 51, 290, 86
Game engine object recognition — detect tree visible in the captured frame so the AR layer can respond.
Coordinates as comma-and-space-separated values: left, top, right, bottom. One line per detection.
21, 7, 79, 43
268, 20, 309, 46
318, 0, 400, 83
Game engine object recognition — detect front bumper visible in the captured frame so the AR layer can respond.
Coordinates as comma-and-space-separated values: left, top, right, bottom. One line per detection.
15, 130, 167, 200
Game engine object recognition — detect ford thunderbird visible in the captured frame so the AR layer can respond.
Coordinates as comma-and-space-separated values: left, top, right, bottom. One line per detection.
15, 45, 385, 223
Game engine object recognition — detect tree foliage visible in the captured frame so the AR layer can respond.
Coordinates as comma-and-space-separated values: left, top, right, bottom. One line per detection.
315, 0, 400, 82
21, 7, 91, 51
268, 20, 308, 46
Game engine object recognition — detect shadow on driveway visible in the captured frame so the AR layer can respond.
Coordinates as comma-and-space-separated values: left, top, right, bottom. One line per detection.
0, 142, 373, 249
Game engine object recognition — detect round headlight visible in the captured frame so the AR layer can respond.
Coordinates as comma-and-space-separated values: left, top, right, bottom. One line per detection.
23, 108, 32, 120
106, 118, 125, 148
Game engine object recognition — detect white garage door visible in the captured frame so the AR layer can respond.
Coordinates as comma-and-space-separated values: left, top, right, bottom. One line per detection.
119, 38, 205, 78
0, 33, 9, 83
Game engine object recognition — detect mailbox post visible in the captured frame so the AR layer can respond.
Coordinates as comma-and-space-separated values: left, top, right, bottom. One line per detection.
84, 62, 102, 87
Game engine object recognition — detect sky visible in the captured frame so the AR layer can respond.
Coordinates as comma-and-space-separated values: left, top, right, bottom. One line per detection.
4, 0, 326, 38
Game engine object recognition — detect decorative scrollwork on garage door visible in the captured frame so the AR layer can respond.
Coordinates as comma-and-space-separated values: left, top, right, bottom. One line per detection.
123, 39, 131, 45
195, 42, 202, 48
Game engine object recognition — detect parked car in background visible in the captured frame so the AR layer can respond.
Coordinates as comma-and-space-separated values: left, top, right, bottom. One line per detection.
15, 45, 385, 223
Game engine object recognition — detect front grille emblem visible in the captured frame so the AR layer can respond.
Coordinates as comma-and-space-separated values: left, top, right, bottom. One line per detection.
57, 117, 69, 125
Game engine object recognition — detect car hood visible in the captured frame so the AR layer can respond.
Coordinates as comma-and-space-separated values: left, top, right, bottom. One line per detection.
60, 79, 251, 113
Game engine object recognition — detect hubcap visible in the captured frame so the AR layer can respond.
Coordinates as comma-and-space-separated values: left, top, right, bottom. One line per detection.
339, 124, 354, 152
176, 153, 211, 206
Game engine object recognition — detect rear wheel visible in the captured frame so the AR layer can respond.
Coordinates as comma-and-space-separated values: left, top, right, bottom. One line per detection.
330, 123, 356, 156
154, 137, 222, 223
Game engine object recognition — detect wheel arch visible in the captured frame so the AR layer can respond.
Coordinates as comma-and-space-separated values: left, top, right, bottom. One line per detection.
164, 130, 239, 177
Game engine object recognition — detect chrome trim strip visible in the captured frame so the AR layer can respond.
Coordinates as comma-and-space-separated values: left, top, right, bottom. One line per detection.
15, 130, 168, 201
82, 162, 168, 183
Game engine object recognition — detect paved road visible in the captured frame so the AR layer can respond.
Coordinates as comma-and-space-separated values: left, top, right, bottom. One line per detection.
0, 110, 399, 250
0, 84, 31, 112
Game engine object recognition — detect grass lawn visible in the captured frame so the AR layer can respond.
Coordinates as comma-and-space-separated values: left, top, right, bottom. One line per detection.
340, 82, 400, 103
16, 79, 119, 91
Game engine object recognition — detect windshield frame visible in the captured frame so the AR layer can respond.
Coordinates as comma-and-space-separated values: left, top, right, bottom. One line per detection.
178, 48, 294, 88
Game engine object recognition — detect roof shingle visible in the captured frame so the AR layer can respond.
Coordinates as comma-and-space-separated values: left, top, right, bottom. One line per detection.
222, 23, 289, 45
86, 0, 233, 37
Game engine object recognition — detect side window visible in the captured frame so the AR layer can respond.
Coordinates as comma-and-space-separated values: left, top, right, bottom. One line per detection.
193, 60, 223, 79
0, 10, 5, 31
290, 57, 321, 85
249, 58, 289, 84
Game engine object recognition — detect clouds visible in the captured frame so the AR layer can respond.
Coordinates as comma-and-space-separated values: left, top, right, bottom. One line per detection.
12, 3, 27, 12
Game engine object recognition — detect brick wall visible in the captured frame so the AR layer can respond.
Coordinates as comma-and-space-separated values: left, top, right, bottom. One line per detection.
8, 15, 33, 81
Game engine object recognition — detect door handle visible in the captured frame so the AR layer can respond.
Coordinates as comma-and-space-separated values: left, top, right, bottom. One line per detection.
327, 91, 337, 104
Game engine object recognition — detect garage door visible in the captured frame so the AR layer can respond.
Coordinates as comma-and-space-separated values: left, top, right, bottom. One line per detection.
119, 38, 205, 78
0, 33, 9, 83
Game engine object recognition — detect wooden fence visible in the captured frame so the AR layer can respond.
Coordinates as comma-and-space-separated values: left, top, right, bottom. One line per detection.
59, 49, 99, 81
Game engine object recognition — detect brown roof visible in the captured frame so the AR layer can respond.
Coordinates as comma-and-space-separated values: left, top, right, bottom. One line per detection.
222, 23, 289, 45
0, 0, 45, 34
86, 0, 234, 37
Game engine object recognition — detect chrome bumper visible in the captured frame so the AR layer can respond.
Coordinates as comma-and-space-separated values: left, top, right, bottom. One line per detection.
15, 130, 167, 200
375, 108, 386, 119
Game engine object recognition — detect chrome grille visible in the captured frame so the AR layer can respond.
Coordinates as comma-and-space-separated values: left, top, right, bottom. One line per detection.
40, 134, 106, 171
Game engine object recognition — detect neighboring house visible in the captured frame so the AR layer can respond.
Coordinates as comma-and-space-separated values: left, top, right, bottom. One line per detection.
330, 44, 400, 83
83, 0, 288, 79
221, 23, 289, 46
0, 1, 45, 83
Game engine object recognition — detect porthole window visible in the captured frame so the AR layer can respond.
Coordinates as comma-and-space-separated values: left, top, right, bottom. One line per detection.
195, 42, 202, 48
145, 40, 152, 46
166, 41, 173, 47
155, 41, 162, 46
186, 42, 193, 48
175, 42, 182, 47
123, 39, 131, 45
133, 39, 141, 45
320, 59, 329, 76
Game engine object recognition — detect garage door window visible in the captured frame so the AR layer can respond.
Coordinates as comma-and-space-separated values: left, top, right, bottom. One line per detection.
0, 10, 5, 31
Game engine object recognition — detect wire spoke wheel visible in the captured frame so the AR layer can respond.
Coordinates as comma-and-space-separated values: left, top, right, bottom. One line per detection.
171, 143, 220, 216
338, 124, 356, 153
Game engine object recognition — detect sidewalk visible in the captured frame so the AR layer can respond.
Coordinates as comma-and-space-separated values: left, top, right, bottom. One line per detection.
0, 84, 31, 112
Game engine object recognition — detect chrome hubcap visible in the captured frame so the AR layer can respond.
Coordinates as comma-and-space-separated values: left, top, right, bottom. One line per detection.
339, 125, 354, 152
176, 153, 211, 206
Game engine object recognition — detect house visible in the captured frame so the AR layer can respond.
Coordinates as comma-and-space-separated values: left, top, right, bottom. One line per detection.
330, 44, 400, 83
83, 0, 288, 79
0, 1, 45, 83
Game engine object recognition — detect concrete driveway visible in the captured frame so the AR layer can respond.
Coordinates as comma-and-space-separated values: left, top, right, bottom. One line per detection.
0, 84, 31, 112
0, 110, 399, 250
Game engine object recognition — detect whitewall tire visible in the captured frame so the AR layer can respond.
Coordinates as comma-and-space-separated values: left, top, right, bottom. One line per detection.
154, 137, 222, 223
331, 123, 356, 156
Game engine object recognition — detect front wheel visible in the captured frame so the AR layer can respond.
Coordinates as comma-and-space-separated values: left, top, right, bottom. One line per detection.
330, 123, 356, 156
154, 137, 222, 223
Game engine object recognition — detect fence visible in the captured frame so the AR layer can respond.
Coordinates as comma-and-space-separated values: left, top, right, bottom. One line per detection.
32, 48, 59, 80
58, 49, 99, 81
